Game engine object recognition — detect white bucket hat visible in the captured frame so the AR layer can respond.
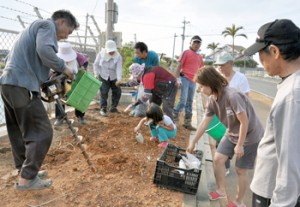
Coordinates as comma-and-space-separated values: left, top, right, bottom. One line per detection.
57, 42, 77, 62
105, 40, 117, 53
214, 52, 233, 65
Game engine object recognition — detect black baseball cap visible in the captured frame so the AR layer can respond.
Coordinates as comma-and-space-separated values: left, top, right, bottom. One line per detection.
191, 35, 202, 43
244, 19, 300, 56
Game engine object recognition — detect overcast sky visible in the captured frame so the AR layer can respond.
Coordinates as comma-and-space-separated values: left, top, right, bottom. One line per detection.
1, 0, 300, 61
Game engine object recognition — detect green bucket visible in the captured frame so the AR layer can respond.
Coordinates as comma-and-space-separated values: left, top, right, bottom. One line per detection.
205, 115, 226, 141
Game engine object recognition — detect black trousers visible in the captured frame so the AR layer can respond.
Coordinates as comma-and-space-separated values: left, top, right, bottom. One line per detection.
151, 84, 178, 121
99, 77, 121, 109
1, 85, 53, 180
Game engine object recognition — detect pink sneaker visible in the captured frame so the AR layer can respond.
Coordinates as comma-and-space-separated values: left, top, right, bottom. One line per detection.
158, 141, 168, 148
149, 137, 159, 142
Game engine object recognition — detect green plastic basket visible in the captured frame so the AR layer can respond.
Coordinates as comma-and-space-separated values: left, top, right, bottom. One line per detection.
66, 70, 101, 112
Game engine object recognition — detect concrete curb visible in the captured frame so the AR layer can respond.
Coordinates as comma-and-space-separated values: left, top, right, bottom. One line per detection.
182, 92, 220, 207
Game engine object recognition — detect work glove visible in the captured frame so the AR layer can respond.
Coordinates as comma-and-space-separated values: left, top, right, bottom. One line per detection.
115, 81, 127, 87
177, 77, 182, 88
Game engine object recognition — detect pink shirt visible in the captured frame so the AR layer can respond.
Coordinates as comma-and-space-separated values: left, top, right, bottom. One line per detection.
178, 49, 204, 81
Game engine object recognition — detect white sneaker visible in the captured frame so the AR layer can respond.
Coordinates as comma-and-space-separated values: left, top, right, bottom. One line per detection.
100, 108, 107, 116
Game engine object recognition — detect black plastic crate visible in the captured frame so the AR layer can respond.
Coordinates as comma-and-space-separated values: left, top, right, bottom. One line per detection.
153, 143, 203, 195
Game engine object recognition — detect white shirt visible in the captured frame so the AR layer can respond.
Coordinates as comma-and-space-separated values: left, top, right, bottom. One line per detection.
93, 49, 123, 81
163, 115, 177, 130
65, 59, 78, 74
229, 71, 250, 94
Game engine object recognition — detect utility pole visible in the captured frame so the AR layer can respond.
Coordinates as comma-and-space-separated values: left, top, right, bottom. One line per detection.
181, 17, 190, 52
106, 0, 114, 41
171, 33, 178, 70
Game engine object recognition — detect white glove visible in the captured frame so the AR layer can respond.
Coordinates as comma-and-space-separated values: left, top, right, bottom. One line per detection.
177, 78, 182, 87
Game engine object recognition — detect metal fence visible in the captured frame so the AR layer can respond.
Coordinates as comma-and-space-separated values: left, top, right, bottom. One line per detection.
0, 28, 98, 127
0, 28, 19, 126
234, 66, 280, 81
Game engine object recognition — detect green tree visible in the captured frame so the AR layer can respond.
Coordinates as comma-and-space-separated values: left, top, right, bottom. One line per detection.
222, 24, 247, 56
119, 46, 134, 79
234, 59, 258, 68
207, 42, 220, 60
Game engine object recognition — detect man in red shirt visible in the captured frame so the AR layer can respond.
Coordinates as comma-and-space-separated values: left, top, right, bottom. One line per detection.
173, 35, 204, 130
117, 63, 178, 120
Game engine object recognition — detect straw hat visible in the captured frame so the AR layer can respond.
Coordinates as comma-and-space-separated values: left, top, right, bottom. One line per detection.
57, 42, 77, 62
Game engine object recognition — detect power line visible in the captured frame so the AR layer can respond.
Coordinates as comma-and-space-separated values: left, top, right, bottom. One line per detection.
91, 0, 100, 15
0, 5, 37, 17
119, 20, 180, 29
14, 0, 51, 14
0, 15, 30, 24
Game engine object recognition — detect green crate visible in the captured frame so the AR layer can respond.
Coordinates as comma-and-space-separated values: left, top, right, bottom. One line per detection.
66, 70, 101, 112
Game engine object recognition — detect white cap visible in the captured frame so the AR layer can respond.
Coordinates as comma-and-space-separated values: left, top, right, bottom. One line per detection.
105, 40, 117, 53
57, 42, 76, 62
214, 52, 233, 65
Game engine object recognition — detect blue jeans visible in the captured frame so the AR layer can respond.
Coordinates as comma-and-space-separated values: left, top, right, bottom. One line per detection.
149, 123, 176, 142
174, 76, 196, 114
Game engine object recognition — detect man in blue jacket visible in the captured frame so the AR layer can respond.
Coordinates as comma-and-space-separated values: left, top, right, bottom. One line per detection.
0, 10, 79, 190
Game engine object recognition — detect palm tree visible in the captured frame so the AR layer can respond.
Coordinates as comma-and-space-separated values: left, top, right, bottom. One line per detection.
207, 42, 220, 61
222, 24, 247, 57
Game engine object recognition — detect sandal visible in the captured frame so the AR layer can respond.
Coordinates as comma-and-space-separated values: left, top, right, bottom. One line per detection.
209, 191, 226, 200
226, 201, 246, 207
18, 170, 47, 179
15, 176, 52, 191
37, 170, 47, 179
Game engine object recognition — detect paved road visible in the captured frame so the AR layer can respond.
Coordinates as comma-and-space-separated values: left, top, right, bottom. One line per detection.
247, 76, 279, 99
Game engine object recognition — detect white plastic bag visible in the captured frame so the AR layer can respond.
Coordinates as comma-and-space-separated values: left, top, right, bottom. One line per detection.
181, 152, 201, 169
178, 159, 186, 174
135, 132, 144, 144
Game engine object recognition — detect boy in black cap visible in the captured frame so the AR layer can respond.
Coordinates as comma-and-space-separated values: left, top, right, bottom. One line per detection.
173, 35, 204, 130
244, 19, 300, 207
